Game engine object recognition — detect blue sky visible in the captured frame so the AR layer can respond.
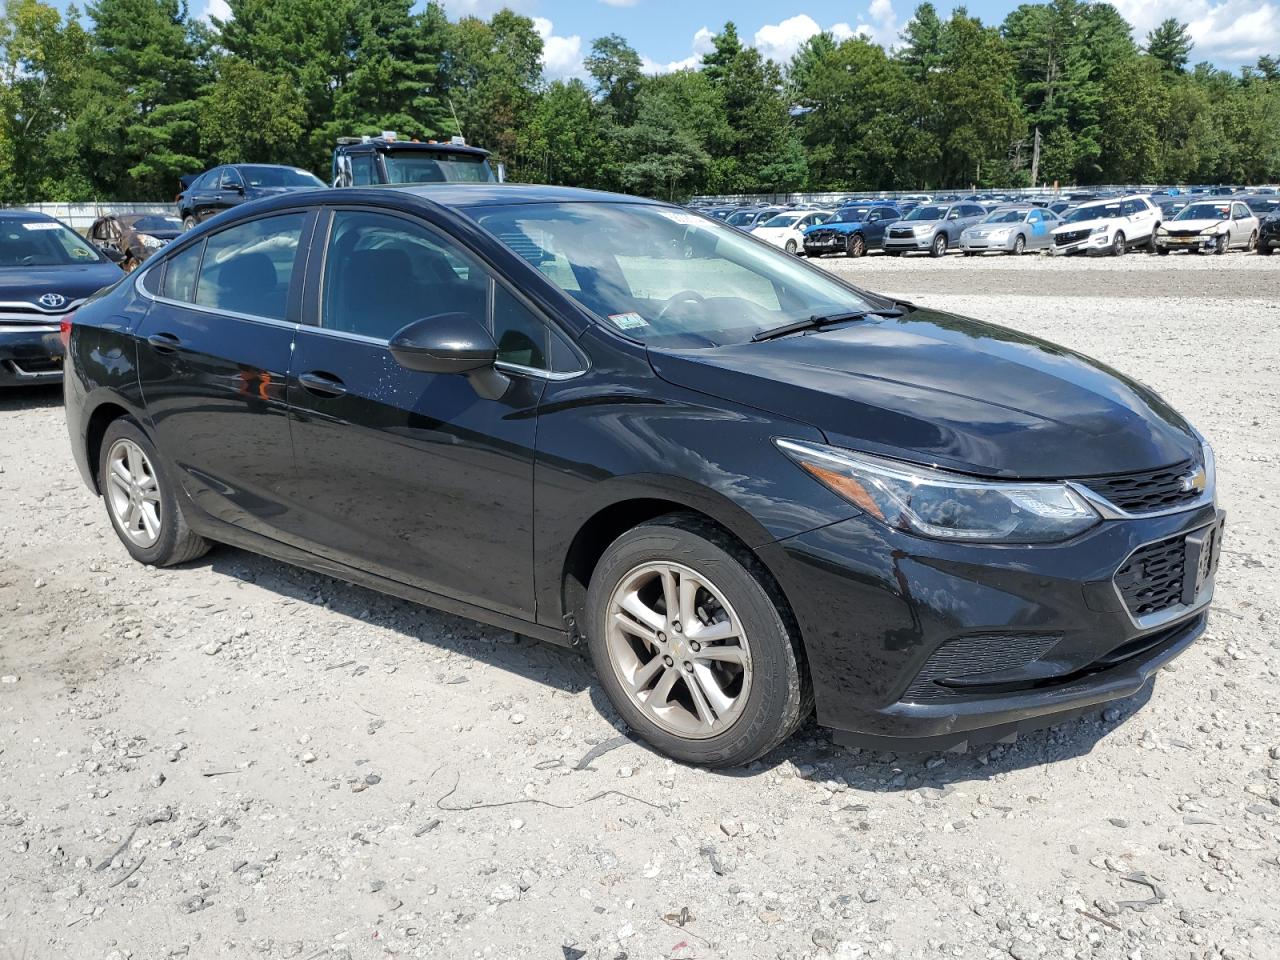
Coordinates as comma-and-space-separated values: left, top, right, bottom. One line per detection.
103, 0, 1280, 73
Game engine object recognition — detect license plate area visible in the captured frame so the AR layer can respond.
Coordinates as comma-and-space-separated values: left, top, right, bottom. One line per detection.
1181, 520, 1223, 605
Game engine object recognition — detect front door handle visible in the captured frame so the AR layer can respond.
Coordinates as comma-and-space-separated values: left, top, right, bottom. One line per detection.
298, 370, 347, 398
147, 332, 182, 353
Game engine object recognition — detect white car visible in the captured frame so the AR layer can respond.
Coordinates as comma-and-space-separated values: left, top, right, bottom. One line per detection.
751, 211, 833, 255
1051, 195, 1161, 256
1154, 199, 1259, 255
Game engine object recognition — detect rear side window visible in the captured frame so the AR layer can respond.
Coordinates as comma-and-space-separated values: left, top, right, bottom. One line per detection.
161, 243, 202, 302
194, 213, 306, 321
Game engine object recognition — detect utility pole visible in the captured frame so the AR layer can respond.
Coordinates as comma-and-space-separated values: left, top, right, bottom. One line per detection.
1030, 126, 1042, 188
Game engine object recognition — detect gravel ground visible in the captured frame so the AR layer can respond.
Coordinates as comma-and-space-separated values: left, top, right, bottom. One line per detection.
1, 253, 1279, 960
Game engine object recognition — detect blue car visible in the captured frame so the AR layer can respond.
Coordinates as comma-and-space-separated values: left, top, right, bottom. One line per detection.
801, 203, 902, 258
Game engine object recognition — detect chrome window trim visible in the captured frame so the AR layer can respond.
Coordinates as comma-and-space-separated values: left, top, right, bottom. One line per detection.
494, 360, 585, 381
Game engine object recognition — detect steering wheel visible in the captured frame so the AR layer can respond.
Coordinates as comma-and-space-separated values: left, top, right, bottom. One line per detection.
655, 289, 706, 322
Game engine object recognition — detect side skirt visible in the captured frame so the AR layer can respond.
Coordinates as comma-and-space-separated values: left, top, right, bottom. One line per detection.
184, 509, 574, 649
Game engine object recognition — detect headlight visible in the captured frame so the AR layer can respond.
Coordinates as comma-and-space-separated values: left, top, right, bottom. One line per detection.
776, 439, 1100, 543
912, 224, 932, 235
1156, 226, 1168, 236
989, 228, 1012, 240
1199, 226, 1222, 236
139, 234, 163, 249
1090, 225, 1108, 236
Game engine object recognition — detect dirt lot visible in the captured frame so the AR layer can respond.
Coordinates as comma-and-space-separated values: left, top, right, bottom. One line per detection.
1, 253, 1278, 960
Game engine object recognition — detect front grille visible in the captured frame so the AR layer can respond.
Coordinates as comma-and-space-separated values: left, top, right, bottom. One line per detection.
889, 227, 915, 238
805, 230, 838, 244
1055, 229, 1090, 245
903, 633, 1062, 701
1080, 461, 1200, 513
1114, 537, 1185, 617
1166, 229, 1200, 238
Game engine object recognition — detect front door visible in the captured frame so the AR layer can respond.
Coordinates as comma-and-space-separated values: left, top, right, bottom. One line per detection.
135, 210, 314, 540
283, 207, 560, 620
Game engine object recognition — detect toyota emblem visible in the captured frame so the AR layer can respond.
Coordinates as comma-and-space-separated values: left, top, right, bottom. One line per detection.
37, 293, 67, 309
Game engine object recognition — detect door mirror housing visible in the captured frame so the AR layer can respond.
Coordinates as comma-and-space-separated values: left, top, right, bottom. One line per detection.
389, 312, 510, 399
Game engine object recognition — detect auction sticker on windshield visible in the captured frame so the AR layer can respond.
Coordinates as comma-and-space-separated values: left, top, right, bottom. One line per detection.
609, 312, 649, 331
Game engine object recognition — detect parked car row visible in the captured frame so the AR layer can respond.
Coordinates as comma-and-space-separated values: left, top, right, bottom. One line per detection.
723, 191, 1278, 260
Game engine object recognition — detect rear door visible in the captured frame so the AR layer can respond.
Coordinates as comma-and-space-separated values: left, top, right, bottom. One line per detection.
281, 206, 577, 620
135, 209, 316, 541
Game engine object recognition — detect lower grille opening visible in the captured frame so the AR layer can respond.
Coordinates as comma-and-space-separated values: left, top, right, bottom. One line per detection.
903, 633, 1062, 702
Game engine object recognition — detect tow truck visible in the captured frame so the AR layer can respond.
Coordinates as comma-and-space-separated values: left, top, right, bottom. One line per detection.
331, 132, 504, 187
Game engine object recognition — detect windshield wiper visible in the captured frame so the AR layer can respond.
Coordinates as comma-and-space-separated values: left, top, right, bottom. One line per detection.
751, 306, 908, 343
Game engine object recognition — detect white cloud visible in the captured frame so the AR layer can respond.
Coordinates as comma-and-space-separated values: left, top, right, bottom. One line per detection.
1110, 0, 1279, 65
752, 10, 892, 64
859, 0, 901, 48
641, 25, 713, 74
533, 17, 586, 79
198, 0, 231, 23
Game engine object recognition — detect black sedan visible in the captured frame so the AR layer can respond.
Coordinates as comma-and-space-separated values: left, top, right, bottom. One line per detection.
1, 210, 123, 387
64, 185, 1222, 765
176, 164, 325, 230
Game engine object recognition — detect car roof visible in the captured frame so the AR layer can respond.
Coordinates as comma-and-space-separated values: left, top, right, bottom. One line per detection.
0, 209, 58, 223
395, 183, 662, 209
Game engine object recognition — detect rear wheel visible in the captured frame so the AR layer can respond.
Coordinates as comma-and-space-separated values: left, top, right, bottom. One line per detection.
846, 234, 866, 258
586, 514, 810, 767
930, 233, 948, 258
98, 417, 210, 567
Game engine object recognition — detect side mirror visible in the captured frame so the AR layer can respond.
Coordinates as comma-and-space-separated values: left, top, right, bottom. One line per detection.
389, 312, 510, 400
224, 183, 244, 194
100, 245, 125, 263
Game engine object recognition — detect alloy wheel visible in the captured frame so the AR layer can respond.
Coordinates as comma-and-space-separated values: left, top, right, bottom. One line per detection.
105, 438, 162, 548
1248, 231, 1258, 252
1013, 235, 1025, 255
604, 561, 753, 739
932, 233, 947, 257
1112, 232, 1126, 256
848, 234, 865, 258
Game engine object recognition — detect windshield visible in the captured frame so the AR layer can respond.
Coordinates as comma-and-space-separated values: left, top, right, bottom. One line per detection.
383, 151, 495, 184
905, 205, 945, 221
1064, 202, 1122, 223
0, 219, 103, 267
127, 216, 183, 232
1175, 202, 1231, 221
469, 202, 873, 348
1246, 198, 1280, 214
760, 214, 801, 228
834, 208, 872, 223
242, 166, 325, 188
983, 209, 1026, 224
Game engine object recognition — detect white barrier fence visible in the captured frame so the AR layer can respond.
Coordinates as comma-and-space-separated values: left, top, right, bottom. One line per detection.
14, 202, 172, 233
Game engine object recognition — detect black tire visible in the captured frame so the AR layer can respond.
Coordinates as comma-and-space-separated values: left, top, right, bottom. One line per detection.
1156, 247, 1170, 256
785, 239, 798, 255
1247, 231, 1258, 252
585, 513, 812, 767
1215, 233, 1229, 255
930, 233, 948, 258
1012, 234, 1026, 255
182, 214, 198, 232
884, 249, 903, 256
846, 233, 866, 258
98, 417, 210, 567
1260, 243, 1274, 256
1111, 232, 1126, 257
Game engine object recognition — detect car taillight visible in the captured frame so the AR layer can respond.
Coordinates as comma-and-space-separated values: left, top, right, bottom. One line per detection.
59, 312, 75, 349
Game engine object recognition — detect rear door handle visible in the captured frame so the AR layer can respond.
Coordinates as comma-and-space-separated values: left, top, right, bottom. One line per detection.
147, 332, 182, 353
298, 370, 347, 398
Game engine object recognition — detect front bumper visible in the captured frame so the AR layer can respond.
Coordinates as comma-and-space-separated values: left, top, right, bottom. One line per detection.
960, 234, 1016, 252
761, 502, 1223, 751
1258, 228, 1279, 251
1052, 232, 1112, 255
0, 325, 64, 386
1155, 234, 1216, 253
883, 233, 933, 252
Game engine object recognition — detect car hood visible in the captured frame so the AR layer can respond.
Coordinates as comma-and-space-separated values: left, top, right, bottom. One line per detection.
811, 221, 867, 233
1054, 217, 1114, 233
965, 222, 1021, 233
0, 262, 122, 305
647, 308, 1200, 479
1165, 218, 1231, 232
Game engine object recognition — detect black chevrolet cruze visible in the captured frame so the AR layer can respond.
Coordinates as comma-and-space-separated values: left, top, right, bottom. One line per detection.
63, 185, 1223, 766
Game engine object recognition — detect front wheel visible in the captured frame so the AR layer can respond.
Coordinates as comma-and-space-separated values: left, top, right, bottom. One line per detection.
1247, 231, 1258, 252
182, 214, 198, 232
846, 233, 866, 258
784, 239, 798, 255
930, 233, 948, 258
1215, 233, 1229, 255
1260, 242, 1274, 256
1111, 232, 1126, 257
585, 515, 810, 767
98, 417, 210, 567
1012, 235, 1026, 256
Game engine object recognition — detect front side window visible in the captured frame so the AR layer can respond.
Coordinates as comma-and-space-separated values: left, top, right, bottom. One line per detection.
193, 213, 306, 320
321, 210, 488, 341
468, 202, 874, 349
220, 168, 244, 190
350, 155, 376, 186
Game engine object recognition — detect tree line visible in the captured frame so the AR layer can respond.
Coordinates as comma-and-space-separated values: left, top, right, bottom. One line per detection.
1, 0, 1277, 205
